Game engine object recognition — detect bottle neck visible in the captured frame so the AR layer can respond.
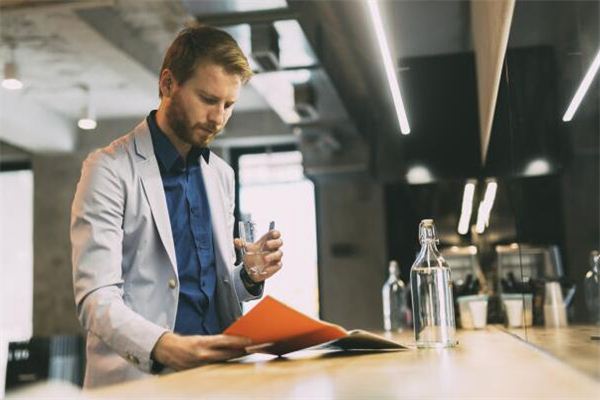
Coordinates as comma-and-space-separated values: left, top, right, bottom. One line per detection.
416, 239, 445, 267
388, 264, 400, 282
420, 238, 440, 253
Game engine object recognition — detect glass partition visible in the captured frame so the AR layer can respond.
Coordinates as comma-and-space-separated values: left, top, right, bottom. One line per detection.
490, 0, 599, 376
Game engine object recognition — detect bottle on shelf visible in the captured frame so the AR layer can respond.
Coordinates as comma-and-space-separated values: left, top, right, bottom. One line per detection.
382, 260, 411, 332
410, 219, 457, 348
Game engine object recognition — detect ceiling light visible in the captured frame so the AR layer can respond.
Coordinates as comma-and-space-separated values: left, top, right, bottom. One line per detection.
77, 84, 97, 131
457, 180, 476, 235
524, 158, 551, 176
482, 180, 497, 228
78, 118, 97, 130
406, 165, 433, 184
366, 0, 411, 134
2, 44, 23, 90
562, 47, 600, 122
475, 180, 498, 234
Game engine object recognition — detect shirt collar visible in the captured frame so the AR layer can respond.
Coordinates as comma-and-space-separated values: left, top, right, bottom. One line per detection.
147, 110, 210, 172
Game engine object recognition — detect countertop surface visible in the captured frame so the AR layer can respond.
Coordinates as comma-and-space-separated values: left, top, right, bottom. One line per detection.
503, 324, 600, 380
86, 326, 600, 399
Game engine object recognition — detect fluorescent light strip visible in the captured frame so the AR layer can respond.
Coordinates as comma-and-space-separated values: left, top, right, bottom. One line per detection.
482, 181, 497, 227
475, 202, 486, 234
366, 0, 411, 134
562, 47, 600, 122
475, 181, 498, 233
457, 181, 476, 235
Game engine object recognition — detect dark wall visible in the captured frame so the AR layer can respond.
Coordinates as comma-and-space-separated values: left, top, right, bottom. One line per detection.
486, 46, 563, 177
374, 52, 481, 182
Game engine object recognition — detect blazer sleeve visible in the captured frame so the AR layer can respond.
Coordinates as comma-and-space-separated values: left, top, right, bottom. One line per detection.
71, 151, 167, 373
225, 165, 264, 302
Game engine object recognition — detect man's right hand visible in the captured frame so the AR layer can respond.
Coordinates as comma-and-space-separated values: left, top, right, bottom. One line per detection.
151, 332, 252, 371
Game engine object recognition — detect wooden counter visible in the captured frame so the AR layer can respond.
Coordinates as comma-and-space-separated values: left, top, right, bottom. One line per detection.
89, 327, 600, 399
503, 325, 600, 380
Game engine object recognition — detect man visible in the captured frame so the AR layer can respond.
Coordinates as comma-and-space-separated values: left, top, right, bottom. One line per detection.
71, 26, 283, 388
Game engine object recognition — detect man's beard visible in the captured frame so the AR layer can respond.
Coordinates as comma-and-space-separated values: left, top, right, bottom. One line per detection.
165, 93, 219, 148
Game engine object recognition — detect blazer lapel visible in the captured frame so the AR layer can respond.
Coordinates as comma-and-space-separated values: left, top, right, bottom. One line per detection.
133, 122, 178, 274
200, 157, 229, 275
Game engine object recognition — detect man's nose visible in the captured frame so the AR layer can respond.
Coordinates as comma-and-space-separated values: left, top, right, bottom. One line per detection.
207, 105, 225, 128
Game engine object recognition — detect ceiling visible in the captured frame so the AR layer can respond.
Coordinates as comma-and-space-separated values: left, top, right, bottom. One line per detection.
0, 0, 282, 152
0, 0, 597, 177
0, 0, 475, 155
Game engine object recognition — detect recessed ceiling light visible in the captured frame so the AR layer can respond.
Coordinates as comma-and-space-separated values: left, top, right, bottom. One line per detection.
2, 45, 23, 91
77, 84, 97, 131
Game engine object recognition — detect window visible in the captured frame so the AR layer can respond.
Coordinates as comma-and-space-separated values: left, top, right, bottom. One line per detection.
238, 151, 319, 318
0, 169, 34, 342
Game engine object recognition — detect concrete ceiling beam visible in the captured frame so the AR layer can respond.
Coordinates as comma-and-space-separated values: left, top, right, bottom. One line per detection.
75, 6, 163, 77
0, 90, 76, 153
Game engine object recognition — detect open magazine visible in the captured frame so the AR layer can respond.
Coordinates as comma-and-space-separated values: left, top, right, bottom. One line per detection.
224, 296, 407, 355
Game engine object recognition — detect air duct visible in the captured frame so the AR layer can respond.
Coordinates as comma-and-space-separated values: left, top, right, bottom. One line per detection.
293, 81, 318, 121
251, 23, 280, 72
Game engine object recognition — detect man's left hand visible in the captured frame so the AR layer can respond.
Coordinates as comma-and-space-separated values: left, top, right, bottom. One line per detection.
234, 230, 283, 283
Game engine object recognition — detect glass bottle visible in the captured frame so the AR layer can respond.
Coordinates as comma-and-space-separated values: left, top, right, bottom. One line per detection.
584, 250, 600, 324
382, 260, 411, 332
410, 219, 457, 348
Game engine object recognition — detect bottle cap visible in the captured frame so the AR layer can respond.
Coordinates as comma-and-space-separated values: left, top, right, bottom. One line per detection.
591, 250, 600, 265
389, 260, 400, 275
419, 219, 438, 243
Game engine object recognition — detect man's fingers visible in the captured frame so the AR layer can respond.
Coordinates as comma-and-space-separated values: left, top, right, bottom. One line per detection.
199, 348, 247, 362
264, 238, 283, 251
262, 262, 283, 275
234, 238, 242, 249
265, 250, 283, 263
202, 334, 252, 349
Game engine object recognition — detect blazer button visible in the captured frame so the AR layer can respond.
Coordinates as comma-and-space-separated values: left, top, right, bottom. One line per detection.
168, 278, 177, 289
126, 353, 139, 364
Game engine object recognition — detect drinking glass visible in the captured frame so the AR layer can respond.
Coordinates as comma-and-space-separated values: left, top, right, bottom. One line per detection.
238, 221, 274, 276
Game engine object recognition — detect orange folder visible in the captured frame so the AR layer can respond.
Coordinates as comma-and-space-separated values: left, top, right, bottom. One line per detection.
224, 295, 406, 355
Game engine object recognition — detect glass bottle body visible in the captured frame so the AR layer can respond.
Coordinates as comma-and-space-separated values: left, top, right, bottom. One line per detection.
410, 220, 457, 348
584, 251, 600, 324
382, 261, 411, 332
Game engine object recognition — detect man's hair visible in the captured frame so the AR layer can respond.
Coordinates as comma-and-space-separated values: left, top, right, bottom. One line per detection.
159, 26, 253, 97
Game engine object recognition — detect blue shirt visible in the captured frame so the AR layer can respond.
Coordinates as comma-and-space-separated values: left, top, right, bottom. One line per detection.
147, 111, 221, 335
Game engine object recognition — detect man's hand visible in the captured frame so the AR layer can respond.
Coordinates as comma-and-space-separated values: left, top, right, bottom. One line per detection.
234, 229, 283, 283
151, 332, 252, 371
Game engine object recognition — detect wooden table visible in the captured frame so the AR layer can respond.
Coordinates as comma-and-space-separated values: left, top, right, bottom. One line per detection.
89, 327, 600, 399
503, 325, 600, 380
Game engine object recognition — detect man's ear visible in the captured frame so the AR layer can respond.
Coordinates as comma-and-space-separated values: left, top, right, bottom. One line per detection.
159, 69, 175, 98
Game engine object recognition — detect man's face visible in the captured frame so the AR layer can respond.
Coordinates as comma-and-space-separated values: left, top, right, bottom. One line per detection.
164, 63, 242, 148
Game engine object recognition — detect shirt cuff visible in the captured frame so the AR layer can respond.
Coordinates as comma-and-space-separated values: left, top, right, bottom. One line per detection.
240, 267, 264, 296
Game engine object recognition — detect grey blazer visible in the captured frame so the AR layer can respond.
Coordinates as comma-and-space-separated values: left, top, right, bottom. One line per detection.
71, 120, 261, 388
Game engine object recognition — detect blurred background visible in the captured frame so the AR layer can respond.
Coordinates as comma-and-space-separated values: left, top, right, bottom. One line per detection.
0, 0, 598, 392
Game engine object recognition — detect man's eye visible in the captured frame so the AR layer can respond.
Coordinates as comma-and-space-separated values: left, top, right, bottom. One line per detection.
201, 95, 217, 104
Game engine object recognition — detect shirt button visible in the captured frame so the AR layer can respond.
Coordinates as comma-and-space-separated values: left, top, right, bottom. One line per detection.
168, 279, 177, 289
